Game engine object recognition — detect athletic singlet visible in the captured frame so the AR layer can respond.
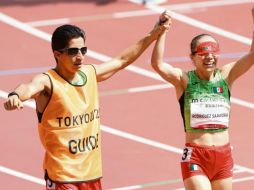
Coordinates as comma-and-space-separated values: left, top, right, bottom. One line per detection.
38, 65, 102, 182
179, 70, 231, 132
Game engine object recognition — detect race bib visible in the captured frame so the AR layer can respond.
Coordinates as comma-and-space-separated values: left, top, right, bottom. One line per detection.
190, 99, 230, 129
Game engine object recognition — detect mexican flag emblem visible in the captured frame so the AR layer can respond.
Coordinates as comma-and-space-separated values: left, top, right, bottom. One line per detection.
190, 164, 199, 171
213, 86, 224, 93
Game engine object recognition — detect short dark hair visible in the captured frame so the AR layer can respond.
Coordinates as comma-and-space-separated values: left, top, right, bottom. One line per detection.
190, 33, 218, 55
51, 24, 86, 51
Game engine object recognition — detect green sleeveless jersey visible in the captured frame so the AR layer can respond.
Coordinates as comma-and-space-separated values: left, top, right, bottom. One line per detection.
179, 70, 231, 132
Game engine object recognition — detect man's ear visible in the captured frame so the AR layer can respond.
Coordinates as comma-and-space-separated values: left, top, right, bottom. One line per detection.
53, 50, 61, 60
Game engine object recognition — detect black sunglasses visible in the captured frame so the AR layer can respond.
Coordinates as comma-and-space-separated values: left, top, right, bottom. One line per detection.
58, 47, 87, 56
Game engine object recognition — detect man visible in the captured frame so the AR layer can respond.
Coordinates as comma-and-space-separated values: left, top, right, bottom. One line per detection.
151, 9, 254, 190
3, 12, 169, 190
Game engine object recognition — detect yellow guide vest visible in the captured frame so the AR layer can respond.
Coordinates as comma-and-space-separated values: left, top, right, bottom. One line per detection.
38, 65, 102, 182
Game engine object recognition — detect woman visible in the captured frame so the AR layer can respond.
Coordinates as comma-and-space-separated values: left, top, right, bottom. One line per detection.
151, 10, 254, 190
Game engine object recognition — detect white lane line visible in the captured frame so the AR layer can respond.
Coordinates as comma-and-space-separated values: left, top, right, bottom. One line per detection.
0, 66, 52, 76
25, 0, 254, 27
0, 13, 50, 41
110, 185, 141, 190
234, 165, 254, 175
86, 50, 165, 82
100, 86, 254, 109
99, 85, 254, 110
112, 174, 254, 190
101, 125, 182, 154
164, 0, 254, 13
231, 97, 254, 109
0, 165, 45, 185
233, 176, 254, 183
143, 3, 252, 45
128, 0, 167, 5
100, 84, 172, 96
27, 18, 70, 27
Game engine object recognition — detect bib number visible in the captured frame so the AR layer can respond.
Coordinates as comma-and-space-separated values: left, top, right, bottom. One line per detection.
181, 147, 192, 162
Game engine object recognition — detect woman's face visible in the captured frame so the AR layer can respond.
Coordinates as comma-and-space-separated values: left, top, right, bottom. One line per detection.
191, 36, 219, 75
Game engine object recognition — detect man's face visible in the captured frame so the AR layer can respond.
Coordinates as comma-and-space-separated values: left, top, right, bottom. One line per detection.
55, 37, 86, 73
